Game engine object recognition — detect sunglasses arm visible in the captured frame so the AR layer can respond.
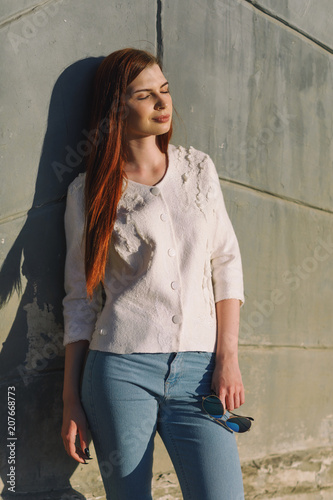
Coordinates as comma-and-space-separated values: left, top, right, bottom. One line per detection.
228, 410, 254, 421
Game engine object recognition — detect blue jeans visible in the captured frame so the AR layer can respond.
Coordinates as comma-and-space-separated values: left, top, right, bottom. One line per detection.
80, 350, 245, 500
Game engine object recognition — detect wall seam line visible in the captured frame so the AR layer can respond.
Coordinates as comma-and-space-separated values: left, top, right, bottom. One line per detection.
220, 178, 333, 215
0, 197, 66, 225
243, 0, 333, 55
156, 0, 163, 64
0, 0, 58, 29
239, 344, 333, 350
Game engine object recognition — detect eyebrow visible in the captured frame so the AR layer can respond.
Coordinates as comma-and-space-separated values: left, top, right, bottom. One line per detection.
132, 81, 169, 94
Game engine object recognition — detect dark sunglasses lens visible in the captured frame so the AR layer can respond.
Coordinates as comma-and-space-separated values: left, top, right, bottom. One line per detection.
226, 417, 251, 433
203, 396, 224, 418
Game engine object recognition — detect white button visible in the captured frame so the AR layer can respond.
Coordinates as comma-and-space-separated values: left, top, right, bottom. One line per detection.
151, 187, 160, 196
168, 248, 176, 257
172, 315, 182, 324
160, 213, 167, 221
99, 328, 107, 336
171, 281, 179, 290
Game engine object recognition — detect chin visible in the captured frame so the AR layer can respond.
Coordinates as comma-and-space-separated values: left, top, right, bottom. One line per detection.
151, 124, 171, 135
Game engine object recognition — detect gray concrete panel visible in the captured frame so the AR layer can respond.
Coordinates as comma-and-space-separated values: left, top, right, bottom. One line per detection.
250, 0, 333, 50
163, 0, 333, 211
0, 0, 156, 220
221, 181, 333, 348
237, 347, 333, 461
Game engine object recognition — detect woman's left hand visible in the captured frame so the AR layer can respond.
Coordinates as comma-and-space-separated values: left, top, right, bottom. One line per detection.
210, 357, 245, 412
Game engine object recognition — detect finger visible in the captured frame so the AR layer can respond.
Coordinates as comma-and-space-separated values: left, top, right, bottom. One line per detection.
226, 391, 235, 412
239, 386, 245, 407
233, 392, 240, 410
78, 425, 92, 460
61, 429, 73, 458
76, 444, 90, 462
218, 390, 227, 414
68, 433, 87, 464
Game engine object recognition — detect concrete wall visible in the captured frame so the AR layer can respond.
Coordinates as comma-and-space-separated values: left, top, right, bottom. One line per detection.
0, 0, 332, 498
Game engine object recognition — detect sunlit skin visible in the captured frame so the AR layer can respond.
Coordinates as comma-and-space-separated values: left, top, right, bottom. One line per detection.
122, 64, 172, 184
124, 63, 172, 140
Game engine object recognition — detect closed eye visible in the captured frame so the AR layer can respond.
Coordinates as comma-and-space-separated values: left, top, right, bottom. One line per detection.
138, 89, 170, 100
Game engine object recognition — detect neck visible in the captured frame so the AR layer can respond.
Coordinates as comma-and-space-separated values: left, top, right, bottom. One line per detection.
124, 136, 165, 173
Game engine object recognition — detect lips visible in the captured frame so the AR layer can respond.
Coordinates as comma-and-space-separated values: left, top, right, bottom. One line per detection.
153, 114, 170, 123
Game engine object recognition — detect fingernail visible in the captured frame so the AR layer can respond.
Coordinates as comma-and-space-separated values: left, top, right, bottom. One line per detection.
84, 447, 93, 459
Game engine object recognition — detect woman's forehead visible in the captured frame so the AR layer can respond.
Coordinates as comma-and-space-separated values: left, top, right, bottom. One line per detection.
126, 65, 166, 92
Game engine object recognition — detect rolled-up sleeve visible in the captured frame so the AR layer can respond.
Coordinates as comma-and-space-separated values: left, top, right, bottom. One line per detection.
207, 156, 245, 306
62, 181, 103, 346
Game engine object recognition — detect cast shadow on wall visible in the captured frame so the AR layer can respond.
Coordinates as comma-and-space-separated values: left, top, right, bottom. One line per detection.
0, 56, 104, 499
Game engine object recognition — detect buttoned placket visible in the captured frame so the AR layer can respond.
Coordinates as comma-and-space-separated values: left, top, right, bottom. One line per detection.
149, 184, 183, 350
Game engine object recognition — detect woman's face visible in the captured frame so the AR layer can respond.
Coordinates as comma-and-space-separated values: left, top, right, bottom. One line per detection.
124, 63, 172, 140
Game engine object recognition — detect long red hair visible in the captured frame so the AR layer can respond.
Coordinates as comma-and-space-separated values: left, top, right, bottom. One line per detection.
84, 48, 173, 300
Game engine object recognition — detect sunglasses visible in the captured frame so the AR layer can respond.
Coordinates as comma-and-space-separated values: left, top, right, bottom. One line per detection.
202, 394, 254, 434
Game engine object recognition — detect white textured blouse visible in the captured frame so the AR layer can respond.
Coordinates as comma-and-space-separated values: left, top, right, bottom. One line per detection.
62, 144, 244, 353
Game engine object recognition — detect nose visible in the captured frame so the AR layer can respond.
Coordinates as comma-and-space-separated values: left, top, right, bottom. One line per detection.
155, 93, 168, 109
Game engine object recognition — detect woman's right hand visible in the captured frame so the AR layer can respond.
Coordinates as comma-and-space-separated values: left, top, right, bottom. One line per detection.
61, 399, 91, 464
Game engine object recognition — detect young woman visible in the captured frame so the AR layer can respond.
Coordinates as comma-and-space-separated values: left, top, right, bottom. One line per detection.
61, 48, 246, 500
